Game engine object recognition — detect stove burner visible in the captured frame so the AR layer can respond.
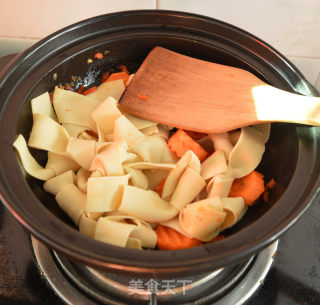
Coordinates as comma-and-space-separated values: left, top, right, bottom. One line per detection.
32, 237, 278, 305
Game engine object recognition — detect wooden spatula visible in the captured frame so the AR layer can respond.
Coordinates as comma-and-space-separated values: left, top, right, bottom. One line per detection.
119, 46, 320, 133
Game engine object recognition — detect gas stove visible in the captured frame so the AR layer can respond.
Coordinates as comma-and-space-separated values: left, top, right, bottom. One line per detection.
1, 53, 320, 305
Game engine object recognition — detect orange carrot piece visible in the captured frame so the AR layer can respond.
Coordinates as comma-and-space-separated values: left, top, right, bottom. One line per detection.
263, 190, 269, 203
262, 178, 276, 203
119, 65, 129, 74
65, 83, 71, 90
156, 225, 202, 250
266, 178, 276, 189
229, 171, 265, 206
184, 130, 207, 140
77, 84, 84, 94
82, 86, 97, 96
137, 93, 150, 101
155, 178, 166, 197
94, 52, 104, 59
167, 129, 208, 162
101, 72, 110, 83
212, 235, 225, 242
106, 72, 129, 86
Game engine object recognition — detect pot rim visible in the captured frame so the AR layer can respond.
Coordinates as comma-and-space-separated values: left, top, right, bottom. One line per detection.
0, 10, 319, 276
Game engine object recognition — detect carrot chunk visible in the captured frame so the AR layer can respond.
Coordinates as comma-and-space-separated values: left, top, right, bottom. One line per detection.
119, 65, 129, 74
82, 86, 97, 96
101, 72, 110, 83
77, 84, 84, 94
229, 171, 265, 206
155, 178, 166, 197
266, 178, 276, 189
106, 72, 129, 86
167, 129, 208, 162
94, 52, 104, 59
156, 225, 202, 250
212, 235, 225, 242
263, 178, 276, 203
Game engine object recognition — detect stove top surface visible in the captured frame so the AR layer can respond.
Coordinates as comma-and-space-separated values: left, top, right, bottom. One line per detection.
1, 54, 320, 305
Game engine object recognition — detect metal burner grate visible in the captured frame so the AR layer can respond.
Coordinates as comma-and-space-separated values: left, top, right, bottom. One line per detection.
32, 237, 278, 305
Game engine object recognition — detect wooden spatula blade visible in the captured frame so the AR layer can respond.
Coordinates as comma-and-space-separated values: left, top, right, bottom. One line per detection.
119, 46, 266, 133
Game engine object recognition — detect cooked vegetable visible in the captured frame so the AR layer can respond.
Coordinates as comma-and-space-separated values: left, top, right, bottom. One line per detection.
119, 65, 129, 74
101, 72, 110, 83
212, 235, 224, 242
263, 178, 277, 202
107, 72, 129, 86
266, 178, 276, 189
82, 87, 97, 96
168, 129, 208, 162
94, 52, 104, 59
155, 178, 166, 197
229, 171, 265, 206
13, 57, 272, 251
156, 225, 202, 250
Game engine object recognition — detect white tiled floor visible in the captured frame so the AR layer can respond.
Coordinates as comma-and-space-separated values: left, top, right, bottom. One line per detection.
0, 0, 319, 91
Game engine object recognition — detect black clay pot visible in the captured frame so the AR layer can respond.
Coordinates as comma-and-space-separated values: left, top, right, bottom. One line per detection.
0, 10, 319, 278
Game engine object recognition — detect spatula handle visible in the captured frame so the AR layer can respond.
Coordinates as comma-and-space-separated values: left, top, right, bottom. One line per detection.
253, 85, 320, 127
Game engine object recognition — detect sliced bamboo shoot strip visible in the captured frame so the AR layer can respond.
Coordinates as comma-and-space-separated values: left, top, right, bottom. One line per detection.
200, 150, 228, 180
92, 97, 122, 135
131, 135, 177, 163
28, 113, 69, 154
66, 138, 96, 170
53, 87, 101, 132
46, 151, 80, 175
43, 170, 76, 195
90, 141, 127, 176
76, 168, 91, 193
124, 167, 148, 190
220, 197, 247, 231
119, 185, 179, 222
208, 132, 234, 160
170, 167, 206, 211
56, 184, 86, 225
86, 79, 125, 102
86, 174, 130, 213
162, 151, 200, 199
229, 126, 265, 178
62, 123, 88, 138
79, 214, 97, 238
179, 197, 227, 241
113, 115, 145, 148
207, 171, 234, 198
13, 134, 55, 181
31, 91, 57, 121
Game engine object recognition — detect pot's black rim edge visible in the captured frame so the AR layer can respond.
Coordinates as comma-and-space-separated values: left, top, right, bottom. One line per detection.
0, 10, 320, 275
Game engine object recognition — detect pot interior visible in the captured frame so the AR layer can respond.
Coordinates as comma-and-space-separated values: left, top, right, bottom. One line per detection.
16, 35, 298, 232
1, 11, 319, 276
